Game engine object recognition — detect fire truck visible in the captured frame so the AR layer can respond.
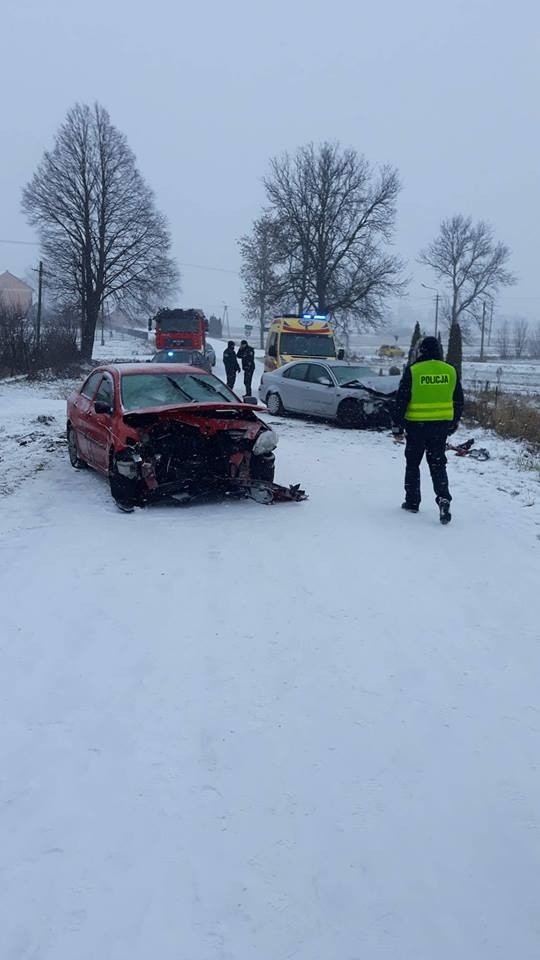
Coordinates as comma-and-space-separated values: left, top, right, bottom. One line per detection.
149, 308, 207, 352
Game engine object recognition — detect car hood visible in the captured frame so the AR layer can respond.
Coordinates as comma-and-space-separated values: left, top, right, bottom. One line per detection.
342, 375, 400, 397
123, 402, 266, 438
123, 401, 264, 418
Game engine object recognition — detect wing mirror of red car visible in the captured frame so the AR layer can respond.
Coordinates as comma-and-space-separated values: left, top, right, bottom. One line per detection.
243, 396, 258, 405
94, 400, 113, 415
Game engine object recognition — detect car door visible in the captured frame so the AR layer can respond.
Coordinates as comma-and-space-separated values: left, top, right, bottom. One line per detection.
71, 371, 103, 459
302, 364, 339, 417
280, 363, 311, 411
85, 373, 115, 472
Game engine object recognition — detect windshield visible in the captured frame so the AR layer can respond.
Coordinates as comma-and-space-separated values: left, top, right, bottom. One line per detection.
157, 317, 201, 333
279, 333, 336, 358
333, 365, 377, 385
121, 372, 237, 410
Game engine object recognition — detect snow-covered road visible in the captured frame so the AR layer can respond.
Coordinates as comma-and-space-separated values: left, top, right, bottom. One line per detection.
1, 353, 540, 959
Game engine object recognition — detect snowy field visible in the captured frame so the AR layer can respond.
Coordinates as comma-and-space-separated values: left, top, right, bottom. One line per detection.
1, 338, 540, 959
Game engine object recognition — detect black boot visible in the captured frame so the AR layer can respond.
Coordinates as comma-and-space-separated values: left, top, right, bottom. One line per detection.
401, 502, 419, 514
115, 499, 135, 513
438, 498, 452, 525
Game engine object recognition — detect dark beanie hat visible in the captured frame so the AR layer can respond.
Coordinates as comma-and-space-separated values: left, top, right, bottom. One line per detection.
417, 336, 442, 361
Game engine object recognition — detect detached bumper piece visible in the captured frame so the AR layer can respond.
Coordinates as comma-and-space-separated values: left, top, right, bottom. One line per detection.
231, 479, 308, 504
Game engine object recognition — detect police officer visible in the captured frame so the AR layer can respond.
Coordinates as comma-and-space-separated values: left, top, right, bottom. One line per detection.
223, 341, 240, 390
393, 335, 464, 524
237, 339, 256, 397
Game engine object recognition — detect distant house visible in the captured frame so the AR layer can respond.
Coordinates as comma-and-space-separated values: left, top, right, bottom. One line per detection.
0, 271, 33, 314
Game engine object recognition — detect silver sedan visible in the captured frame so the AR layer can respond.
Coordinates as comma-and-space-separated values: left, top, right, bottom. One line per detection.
258, 360, 400, 427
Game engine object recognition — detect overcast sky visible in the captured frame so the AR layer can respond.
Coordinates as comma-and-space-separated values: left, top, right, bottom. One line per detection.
2, 0, 538, 330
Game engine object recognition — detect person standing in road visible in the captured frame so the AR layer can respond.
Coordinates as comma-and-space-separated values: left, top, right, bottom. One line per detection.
237, 339, 256, 397
223, 341, 240, 390
392, 335, 464, 524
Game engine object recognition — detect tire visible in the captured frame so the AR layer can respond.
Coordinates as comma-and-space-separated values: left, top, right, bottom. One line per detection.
109, 452, 142, 509
266, 392, 285, 416
337, 398, 366, 428
251, 453, 275, 483
67, 425, 86, 468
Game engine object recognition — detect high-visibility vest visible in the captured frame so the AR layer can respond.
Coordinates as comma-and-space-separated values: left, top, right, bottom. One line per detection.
405, 360, 457, 422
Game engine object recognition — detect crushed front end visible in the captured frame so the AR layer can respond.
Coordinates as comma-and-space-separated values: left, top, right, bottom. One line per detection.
112, 404, 306, 506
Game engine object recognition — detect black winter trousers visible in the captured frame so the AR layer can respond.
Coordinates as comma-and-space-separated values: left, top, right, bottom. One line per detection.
404, 422, 451, 507
226, 370, 237, 390
243, 368, 254, 396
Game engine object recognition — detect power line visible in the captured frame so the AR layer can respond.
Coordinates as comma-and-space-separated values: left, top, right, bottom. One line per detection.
0, 238, 40, 247
178, 260, 239, 276
1, 238, 538, 303
0, 241, 240, 276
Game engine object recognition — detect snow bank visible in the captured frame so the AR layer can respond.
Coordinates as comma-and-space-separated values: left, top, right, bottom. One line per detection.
0, 344, 539, 960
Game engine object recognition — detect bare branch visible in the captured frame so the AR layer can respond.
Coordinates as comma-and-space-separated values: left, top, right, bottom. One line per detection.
419, 215, 516, 333
260, 141, 406, 325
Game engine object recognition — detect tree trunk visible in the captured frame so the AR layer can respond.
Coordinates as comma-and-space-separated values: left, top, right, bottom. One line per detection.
259, 303, 265, 349
80, 303, 98, 360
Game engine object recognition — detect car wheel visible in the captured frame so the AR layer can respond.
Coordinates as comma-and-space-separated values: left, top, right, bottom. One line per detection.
67, 425, 86, 468
337, 398, 366, 428
251, 453, 275, 483
266, 391, 285, 416
109, 452, 142, 509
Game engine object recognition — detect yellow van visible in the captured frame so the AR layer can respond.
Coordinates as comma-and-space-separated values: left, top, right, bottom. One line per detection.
264, 314, 337, 371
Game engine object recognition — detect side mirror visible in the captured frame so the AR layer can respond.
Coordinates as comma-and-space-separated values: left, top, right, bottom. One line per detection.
243, 396, 258, 405
268, 344, 277, 358
317, 377, 333, 386
94, 400, 112, 415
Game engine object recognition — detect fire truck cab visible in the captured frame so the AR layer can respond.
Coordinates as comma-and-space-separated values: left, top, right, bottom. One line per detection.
149, 308, 207, 352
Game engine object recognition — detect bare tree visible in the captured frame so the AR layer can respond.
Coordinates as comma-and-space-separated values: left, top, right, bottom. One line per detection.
497, 320, 511, 359
528, 322, 540, 359
239, 215, 285, 348
419, 215, 516, 334
22, 102, 179, 359
263, 142, 406, 326
512, 318, 529, 358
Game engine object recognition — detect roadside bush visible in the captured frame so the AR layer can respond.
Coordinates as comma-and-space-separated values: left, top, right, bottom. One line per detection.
37, 310, 80, 372
0, 304, 33, 376
466, 391, 540, 447
0, 302, 82, 378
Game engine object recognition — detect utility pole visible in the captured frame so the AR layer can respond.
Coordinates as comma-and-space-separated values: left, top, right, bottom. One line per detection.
421, 283, 439, 337
36, 260, 43, 353
488, 302, 494, 346
480, 300, 487, 361
223, 303, 230, 338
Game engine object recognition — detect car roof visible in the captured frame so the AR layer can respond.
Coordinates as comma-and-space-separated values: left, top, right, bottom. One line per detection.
92, 363, 209, 376
280, 359, 373, 368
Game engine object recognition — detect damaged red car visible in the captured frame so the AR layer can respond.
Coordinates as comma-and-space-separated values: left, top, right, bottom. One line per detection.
66, 363, 306, 511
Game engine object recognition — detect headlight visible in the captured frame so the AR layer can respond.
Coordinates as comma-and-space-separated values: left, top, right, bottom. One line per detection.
252, 428, 278, 456
115, 448, 142, 478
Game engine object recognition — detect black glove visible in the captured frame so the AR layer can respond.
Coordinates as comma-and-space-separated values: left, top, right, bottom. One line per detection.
392, 426, 404, 438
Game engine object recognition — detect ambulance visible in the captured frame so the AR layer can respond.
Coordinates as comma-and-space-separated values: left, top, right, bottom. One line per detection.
264, 314, 337, 371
